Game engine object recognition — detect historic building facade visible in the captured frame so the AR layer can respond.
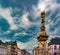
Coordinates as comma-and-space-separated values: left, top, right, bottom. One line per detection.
20, 49, 30, 55
7, 41, 18, 55
0, 40, 7, 55
48, 37, 60, 55
0, 40, 30, 55
18, 48, 21, 55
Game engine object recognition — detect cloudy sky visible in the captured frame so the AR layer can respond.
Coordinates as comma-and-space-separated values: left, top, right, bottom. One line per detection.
0, 0, 60, 52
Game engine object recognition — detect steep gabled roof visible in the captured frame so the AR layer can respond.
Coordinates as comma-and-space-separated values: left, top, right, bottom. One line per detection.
48, 37, 60, 46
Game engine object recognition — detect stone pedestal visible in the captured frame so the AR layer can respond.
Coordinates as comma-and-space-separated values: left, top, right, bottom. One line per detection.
33, 41, 49, 55
38, 41, 49, 55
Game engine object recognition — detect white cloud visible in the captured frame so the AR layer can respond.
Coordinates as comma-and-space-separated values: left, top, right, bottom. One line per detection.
0, 38, 11, 43
37, 0, 57, 11
32, 0, 60, 18
14, 32, 28, 37
17, 42, 27, 49
16, 0, 60, 52
17, 38, 38, 53
2, 39, 11, 43
0, 7, 17, 30
45, 24, 50, 33
20, 12, 32, 28
3, 30, 11, 35
0, 0, 60, 53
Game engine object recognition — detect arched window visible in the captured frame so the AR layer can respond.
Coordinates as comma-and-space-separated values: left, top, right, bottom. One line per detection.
54, 45, 57, 50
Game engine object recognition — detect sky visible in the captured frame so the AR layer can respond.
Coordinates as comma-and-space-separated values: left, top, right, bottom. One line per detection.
0, 0, 60, 52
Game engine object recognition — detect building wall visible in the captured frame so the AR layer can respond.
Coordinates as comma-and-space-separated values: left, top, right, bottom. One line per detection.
49, 45, 60, 55
0, 45, 7, 55
20, 50, 30, 55
21, 50, 24, 55
7, 44, 18, 55
25, 52, 30, 55
7, 45, 11, 55
18, 48, 21, 55
0, 41, 30, 55
11, 45, 18, 55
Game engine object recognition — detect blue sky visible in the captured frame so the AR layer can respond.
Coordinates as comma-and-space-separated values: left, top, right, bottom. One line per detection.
0, 0, 60, 52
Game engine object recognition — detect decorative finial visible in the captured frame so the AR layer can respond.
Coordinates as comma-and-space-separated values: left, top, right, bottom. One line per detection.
41, 11, 45, 18
41, 11, 45, 31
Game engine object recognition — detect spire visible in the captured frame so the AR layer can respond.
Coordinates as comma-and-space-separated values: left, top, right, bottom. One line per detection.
41, 11, 45, 31
37, 11, 49, 41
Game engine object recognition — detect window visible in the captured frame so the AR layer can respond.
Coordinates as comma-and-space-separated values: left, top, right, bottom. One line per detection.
54, 52, 56, 55
43, 54, 46, 55
54, 46, 57, 50
59, 53, 60, 55
59, 46, 60, 50
11, 54, 13, 55
50, 46, 51, 50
